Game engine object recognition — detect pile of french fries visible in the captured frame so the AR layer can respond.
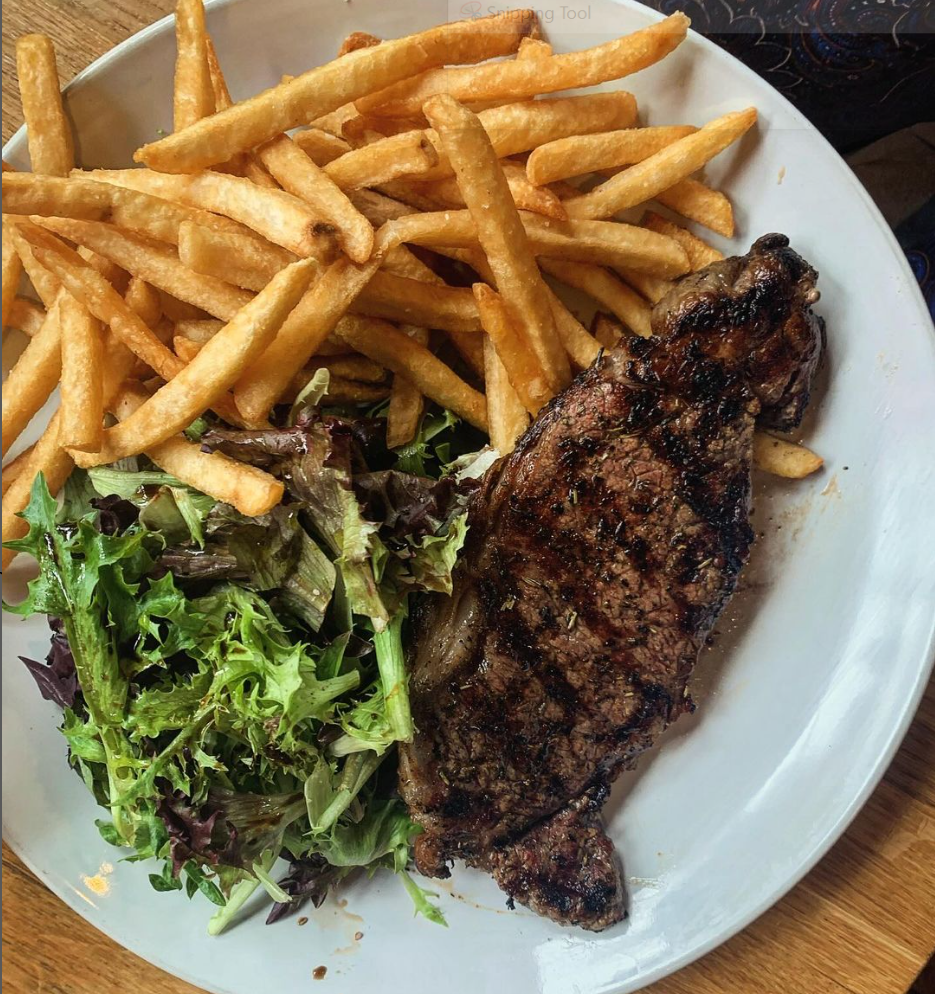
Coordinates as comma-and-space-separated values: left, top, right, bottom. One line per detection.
1, 4, 824, 569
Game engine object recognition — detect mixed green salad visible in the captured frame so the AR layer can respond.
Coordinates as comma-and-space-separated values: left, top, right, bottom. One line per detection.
3, 376, 491, 932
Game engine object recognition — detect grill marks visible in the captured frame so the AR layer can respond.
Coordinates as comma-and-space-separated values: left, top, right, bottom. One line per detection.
400, 235, 823, 930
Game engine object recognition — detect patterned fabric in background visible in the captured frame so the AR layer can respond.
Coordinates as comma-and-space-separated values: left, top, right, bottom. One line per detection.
636, 0, 935, 317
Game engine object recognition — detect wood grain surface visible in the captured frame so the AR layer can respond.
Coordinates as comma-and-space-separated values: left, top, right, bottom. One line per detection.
2, 4, 934, 993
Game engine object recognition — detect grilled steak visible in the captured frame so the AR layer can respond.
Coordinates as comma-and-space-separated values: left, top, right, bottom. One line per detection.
399, 234, 824, 929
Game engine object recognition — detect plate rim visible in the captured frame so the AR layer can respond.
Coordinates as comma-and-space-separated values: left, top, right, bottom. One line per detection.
3, 2, 935, 992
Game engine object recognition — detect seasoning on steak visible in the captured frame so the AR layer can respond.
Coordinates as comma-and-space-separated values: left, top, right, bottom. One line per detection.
399, 234, 824, 930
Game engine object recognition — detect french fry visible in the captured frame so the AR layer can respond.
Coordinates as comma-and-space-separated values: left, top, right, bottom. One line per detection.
617, 269, 673, 304
655, 178, 735, 238
425, 96, 570, 397
23, 231, 186, 381
324, 131, 439, 191
357, 14, 687, 117
483, 335, 528, 455
78, 246, 129, 294
311, 101, 363, 138
8, 221, 60, 307
349, 93, 638, 185
157, 290, 208, 323
73, 258, 315, 467
16, 35, 74, 176
178, 220, 300, 292
135, 11, 541, 172
8, 298, 46, 337
641, 211, 724, 269
113, 382, 285, 516
389, 209, 690, 277
338, 31, 381, 57
526, 125, 697, 186
2, 412, 74, 568
174, 0, 215, 130
309, 356, 387, 383
546, 289, 601, 368
175, 318, 223, 344
565, 109, 757, 220
421, 159, 568, 220
58, 292, 104, 452
335, 315, 488, 431
205, 36, 234, 110
383, 245, 441, 283
256, 134, 374, 262
173, 335, 200, 362
287, 375, 389, 405
753, 434, 824, 479
292, 128, 352, 166
540, 258, 653, 337
517, 37, 552, 59
32, 217, 254, 320
472, 283, 549, 414
73, 168, 338, 260
2, 443, 34, 496
349, 188, 418, 225
2, 221, 24, 333
341, 114, 427, 144
386, 326, 429, 448
124, 277, 163, 329
617, 266, 675, 304
1, 295, 62, 458
234, 247, 389, 424
353, 271, 481, 333
592, 312, 625, 348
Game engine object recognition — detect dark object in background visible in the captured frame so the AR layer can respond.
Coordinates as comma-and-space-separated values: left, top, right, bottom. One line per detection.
640, 0, 935, 152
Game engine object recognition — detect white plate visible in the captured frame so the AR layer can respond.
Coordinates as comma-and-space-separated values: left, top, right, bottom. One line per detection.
3, 2, 935, 992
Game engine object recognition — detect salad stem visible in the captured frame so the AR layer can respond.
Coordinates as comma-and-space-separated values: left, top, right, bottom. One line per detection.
373, 607, 413, 744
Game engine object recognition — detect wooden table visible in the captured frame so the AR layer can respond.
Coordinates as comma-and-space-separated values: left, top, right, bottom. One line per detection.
3, 3, 934, 992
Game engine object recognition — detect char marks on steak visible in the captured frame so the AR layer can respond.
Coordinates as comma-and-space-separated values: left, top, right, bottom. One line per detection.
399, 234, 824, 930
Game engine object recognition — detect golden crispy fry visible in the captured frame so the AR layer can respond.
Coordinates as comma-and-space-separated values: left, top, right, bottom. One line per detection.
58, 292, 104, 452
348, 188, 418, 226
8, 297, 46, 337
641, 210, 724, 269
338, 31, 381, 57
386, 326, 429, 448
283, 374, 389, 405
32, 217, 253, 320
308, 355, 387, 383
157, 290, 208, 323
73, 259, 315, 466
76, 168, 338, 259
546, 289, 601, 368
341, 114, 427, 144
78, 246, 129, 294
358, 14, 687, 117
1, 294, 62, 458
234, 245, 390, 424
517, 37, 552, 59
388, 209, 689, 277
8, 221, 60, 307
173, 335, 200, 362
324, 131, 440, 191
16, 35, 74, 176
2, 221, 24, 333
205, 36, 233, 110
291, 128, 352, 166
566, 109, 757, 220
753, 433, 824, 479
177, 220, 301, 292
352, 93, 638, 185
483, 334, 528, 455
175, 318, 223, 344
2, 411, 73, 568
257, 134, 374, 262
124, 277, 163, 329
241, 157, 281, 189
472, 283, 550, 414
113, 382, 285, 515
616, 268, 673, 304
421, 159, 567, 220
136, 11, 540, 172
654, 178, 735, 237
174, 0, 215, 130
353, 271, 481, 333
526, 125, 697, 187
425, 96, 569, 397
23, 231, 185, 381
335, 314, 487, 431
310, 101, 363, 138
592, 312, 624, 348
540, 258, 653, 337
383, 245, 440, 283
2, 443, 34, 495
